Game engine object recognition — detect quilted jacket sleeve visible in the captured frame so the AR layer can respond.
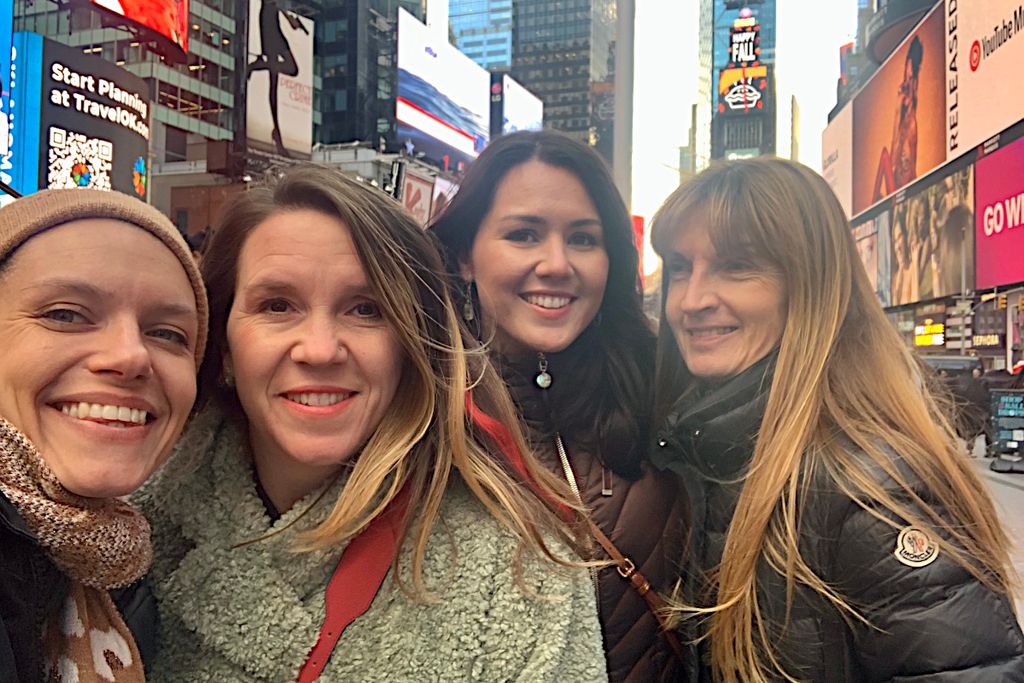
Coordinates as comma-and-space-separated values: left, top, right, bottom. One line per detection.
832, 494, 1024, 682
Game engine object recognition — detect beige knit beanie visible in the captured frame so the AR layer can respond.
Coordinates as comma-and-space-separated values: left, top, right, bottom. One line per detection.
0, 188, 208, 365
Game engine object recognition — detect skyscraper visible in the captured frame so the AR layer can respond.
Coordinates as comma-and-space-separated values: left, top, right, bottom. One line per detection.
449, 0, 513, 70
510, 0, 617, 163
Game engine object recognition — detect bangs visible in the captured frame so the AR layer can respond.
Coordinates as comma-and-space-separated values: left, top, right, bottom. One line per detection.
651, 164, 777, 268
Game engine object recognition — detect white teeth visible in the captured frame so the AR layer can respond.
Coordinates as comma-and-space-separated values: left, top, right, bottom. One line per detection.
59, 402, 149, 425
524, 294, 572, 309
286, 392, 350, 407
690, 327, 736, 337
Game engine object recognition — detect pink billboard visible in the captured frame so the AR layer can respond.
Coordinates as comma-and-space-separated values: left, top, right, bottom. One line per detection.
976, 135, 1024, 290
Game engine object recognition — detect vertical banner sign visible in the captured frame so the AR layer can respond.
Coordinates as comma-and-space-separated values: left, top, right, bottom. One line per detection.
946, 0, 1024, 157
718, 12, 769, 115
821, 104, 853, 217
0, 0, 13, 197
246, 0, 314, 158
401, 169, 433, 227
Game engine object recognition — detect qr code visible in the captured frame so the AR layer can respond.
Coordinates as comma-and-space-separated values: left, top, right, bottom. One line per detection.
47, 127, 114, 191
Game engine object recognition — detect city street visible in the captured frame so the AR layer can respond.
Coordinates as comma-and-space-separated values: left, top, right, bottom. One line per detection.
971, 457, 1024, 618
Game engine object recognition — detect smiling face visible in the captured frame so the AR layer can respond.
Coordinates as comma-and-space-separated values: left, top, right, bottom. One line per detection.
225, 209, 403, 496
663, 218, 787, 383
460, 160, 609, 355
0, 219, 199, 498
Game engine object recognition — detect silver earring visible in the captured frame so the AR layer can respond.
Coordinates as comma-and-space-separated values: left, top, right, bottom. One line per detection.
462, 281, 475, 322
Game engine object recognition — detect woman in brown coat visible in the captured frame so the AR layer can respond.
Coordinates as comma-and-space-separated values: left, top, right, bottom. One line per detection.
431, 130, 685, 682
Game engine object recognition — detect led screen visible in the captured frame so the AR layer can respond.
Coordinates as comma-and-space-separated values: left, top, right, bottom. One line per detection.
87, 0, 188, 56
500, 75, 542, 135
975, 135, 1024, 289
9, 33, 151, 197
397, 9, 489, 171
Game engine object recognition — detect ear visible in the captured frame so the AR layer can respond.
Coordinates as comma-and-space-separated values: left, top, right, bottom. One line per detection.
458, 257, 473, 283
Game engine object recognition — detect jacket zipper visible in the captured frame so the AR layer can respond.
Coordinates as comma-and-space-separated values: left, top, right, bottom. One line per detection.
554, 433, 602, 604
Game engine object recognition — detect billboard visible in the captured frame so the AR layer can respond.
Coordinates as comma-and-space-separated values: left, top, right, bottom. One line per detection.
821, 104, 853, 216
246, 0, 314, 158
945, 0, 1024, 157
9, 33, 150, 197
851, 5, 945, 216
853, 210, 892, 307
498, 75, 542, 135
976, 135, 1024, 289
717, 12, 768, 115
86, 0, 189, 57
397, 9, 489, 171
429, 176, 457, 223
890, 164, 974, 306
0, 0, 14, 194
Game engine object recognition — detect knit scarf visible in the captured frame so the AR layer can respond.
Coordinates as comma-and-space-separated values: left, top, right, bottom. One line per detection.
0, 418, 149, 683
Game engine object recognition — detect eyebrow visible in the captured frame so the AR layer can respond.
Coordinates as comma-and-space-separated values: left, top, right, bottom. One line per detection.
29, 278, 197, 318
241, 277, 375, 297
500, 214, 603, 228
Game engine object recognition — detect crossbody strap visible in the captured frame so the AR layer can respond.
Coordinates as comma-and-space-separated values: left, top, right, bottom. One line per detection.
555, 434, 686, 664
296, 487, 410, 682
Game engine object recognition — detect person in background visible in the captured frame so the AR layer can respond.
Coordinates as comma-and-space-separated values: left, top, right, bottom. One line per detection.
431, 130, 685, 682
137, 165, 607, 682
0, 189, 207, 682
650, 157, 1023, 682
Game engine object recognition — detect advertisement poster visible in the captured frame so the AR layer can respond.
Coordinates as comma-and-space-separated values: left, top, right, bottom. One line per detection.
890, 164, 974, 306
851, 5, 945, 216
853, 210, 892, 307
945, 0, 1024, 157
401, 169, 433, 227
0, 0, 14, 196
975, 135, 1024, 289
396, 9, 489, 171
9, 33, 151, 197
500, 75, 542, 134
246, 0, 314, 158
430, 176, 458, 223
821, 104, 853, 217
89, 0, 189, 55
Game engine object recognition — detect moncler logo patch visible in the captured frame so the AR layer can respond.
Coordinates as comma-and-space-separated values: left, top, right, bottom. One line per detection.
894, 526, 940, 568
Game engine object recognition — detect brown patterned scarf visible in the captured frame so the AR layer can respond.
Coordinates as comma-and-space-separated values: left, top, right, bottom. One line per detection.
0, 418, 150, 682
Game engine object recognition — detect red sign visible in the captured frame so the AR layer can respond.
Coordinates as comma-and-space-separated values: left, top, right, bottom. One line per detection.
976, 135, 1024, 289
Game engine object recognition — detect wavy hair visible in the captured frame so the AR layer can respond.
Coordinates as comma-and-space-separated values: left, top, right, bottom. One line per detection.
199, 165, 584, 595
429, 130, 654, 477
651, 158, 1015, 682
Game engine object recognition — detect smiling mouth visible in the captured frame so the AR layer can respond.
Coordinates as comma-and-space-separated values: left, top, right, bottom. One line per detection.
56, 402, 151, 427
284, 392, 354, 407
522, 294, 573, 310
689, 326, 738, 337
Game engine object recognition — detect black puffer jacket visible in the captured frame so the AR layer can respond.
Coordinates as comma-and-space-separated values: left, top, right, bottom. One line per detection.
651, 356, 1024, 682
501, 351, 686, 683
0, 492, 158, 682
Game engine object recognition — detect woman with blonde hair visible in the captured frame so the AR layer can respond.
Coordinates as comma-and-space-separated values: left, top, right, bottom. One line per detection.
649, 157, 1023, 682
137, 166, 607, 681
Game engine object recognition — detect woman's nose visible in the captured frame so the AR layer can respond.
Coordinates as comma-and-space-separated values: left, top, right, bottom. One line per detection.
86, 319, 153, 381
290, 314, 345, 365
534, 239, 572, 278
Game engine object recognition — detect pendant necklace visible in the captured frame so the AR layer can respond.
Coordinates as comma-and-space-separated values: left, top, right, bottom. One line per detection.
535, 353, 552, 389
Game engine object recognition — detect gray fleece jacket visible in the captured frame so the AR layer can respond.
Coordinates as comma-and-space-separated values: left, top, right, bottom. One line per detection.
135, 408, 608, 682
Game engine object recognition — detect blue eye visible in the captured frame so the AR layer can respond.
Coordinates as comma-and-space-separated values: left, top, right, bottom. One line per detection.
352, 301, 382, 318
149, 328, 190, 347
42, 308, 88, 324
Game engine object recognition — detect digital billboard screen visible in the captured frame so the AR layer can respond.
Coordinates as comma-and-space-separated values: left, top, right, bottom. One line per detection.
976, 135, 1024, 289
890, 163, 974, 306
9, 33, 151, 197
397, 9, 489, 171
853, 209, 892, 307
499, 75, 542, 135
86, 0, 188, 57
851, 5, 945, 216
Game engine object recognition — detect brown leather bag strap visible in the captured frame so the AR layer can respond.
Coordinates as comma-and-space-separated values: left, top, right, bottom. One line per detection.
584, 518, 687, 664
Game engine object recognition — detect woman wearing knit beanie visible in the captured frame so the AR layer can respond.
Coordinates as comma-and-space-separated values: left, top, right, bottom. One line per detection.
0, 188, 208, 683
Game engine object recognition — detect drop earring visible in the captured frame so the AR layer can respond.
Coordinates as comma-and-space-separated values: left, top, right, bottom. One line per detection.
462, 281, 476, 323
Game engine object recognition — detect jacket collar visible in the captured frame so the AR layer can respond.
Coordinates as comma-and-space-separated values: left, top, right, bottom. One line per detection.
652, 352, 776, 478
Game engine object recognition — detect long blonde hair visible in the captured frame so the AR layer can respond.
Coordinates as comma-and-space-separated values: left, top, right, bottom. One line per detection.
201, 166, 583, 596
651, 158, 1015, 682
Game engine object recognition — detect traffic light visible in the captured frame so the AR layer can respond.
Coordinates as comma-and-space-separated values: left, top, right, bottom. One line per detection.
997, 294, 1008, 310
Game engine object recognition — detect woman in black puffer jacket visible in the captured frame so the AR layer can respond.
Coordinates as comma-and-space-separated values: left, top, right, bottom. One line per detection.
649, 158, 1023, 682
